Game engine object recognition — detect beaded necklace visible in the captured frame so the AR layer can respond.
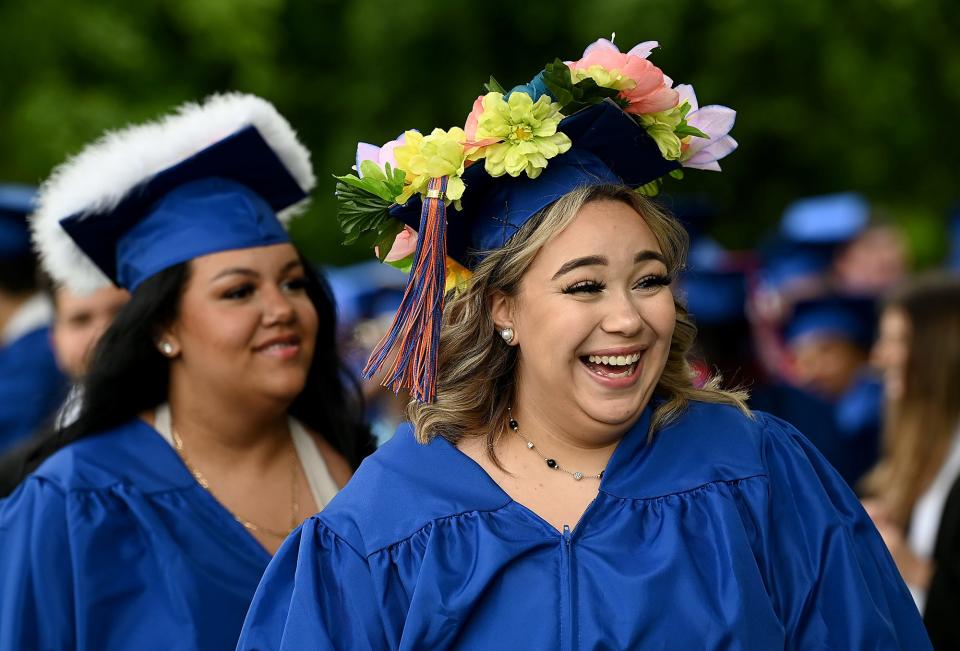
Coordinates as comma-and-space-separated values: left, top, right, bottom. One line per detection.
508, 407, 605, 482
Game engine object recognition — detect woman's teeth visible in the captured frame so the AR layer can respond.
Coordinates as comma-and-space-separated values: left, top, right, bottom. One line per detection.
583, 352, 642, 379
587, 353, 641, 366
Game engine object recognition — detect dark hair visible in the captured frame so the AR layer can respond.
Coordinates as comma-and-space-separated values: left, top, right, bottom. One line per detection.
0, 255, 39, 295
7, 251, 375, 488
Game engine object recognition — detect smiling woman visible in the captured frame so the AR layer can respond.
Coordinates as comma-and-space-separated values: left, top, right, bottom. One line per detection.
0, 94, 375, 650
238, 38, 931, 651
418, 186, 746, 473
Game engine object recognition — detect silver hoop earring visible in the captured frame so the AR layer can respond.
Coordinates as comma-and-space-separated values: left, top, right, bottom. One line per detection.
499, 328, 514, 344
159, 342, 174, 356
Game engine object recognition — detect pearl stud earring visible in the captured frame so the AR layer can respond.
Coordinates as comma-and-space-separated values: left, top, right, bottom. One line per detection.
499, 328, 514, 344
159, 342, 174, 356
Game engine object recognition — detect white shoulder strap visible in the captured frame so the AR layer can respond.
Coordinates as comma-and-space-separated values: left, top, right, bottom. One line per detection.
289, 418, 340, 510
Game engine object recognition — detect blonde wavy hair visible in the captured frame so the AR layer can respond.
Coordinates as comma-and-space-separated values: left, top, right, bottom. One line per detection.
409, 184, 750, 456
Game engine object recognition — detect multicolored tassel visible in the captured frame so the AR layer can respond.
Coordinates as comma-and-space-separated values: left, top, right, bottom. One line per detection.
363, 176, 449, 402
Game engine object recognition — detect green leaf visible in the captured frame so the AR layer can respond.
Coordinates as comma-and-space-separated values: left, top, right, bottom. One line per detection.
675, 124, 710, 139
669, 168, 685, 180
385, 252, 414, 274
358, 159, 386, 181
484, 76, 505, 94
636, 179, 661, 197
564, 78, 620, 113
543, 59, 623, 113
333, 166, 405, 203
334, 177, 397, 246
373, 218, 406, 262
542, 59, 575, 107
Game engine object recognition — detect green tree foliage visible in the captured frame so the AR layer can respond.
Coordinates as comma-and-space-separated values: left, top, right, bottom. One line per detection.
1, 0, 957, 264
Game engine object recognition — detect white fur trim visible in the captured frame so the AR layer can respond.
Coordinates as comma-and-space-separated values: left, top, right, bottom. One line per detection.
31, 92, 315, 294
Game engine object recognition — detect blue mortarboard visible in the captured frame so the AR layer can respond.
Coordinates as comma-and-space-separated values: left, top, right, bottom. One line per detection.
681, 238, 748, 325
390, 100, 679, 269
0, 184, 36, 259
948, 204, 960, 271
780, 192, 869, 245
785, 295, 876, 348
325, 260, 407, 326
32, 93, 315, 294
682, 270, 747, 325
59, 127, 302, 291
758, 238, 833, 291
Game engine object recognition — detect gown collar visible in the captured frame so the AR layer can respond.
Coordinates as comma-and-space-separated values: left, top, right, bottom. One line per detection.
383, 402, 656, 508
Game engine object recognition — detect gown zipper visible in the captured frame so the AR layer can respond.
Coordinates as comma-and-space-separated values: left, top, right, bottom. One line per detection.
560, 524, 575, 650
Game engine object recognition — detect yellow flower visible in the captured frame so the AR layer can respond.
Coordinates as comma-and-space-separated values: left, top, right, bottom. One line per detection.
445, 257, 473, 293
393, 128, 468, 205
637, 106, 685, 161
569, 64, 637, 92
470, 92, 571, 179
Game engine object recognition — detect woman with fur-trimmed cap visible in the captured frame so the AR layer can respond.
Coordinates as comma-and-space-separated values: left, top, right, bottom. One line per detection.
0, 94, 375, 650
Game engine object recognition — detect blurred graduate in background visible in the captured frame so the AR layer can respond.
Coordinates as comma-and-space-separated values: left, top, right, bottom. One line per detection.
0, 275, 130, 495
735, 193, 900, 486
863, 273, 960, 647
326, 259, 408, 444
0, 184, 67, 453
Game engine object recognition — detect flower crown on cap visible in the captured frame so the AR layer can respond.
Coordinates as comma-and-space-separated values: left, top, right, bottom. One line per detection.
335, 37, 737, 402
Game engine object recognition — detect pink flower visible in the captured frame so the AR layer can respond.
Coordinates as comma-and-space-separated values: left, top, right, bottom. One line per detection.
376, 224, 418, 262
355, 134, 406, 177
675, 84, 738, 172
567, 38, 679, 115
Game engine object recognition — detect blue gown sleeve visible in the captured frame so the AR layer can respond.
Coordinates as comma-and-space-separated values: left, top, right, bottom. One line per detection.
755, 412, 932, 649
237, 517, 388, 651
0, 478, 76, 649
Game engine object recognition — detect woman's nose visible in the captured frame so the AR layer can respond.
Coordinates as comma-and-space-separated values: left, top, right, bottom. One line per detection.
262, 286, 296, 325
601, 291, 644, 337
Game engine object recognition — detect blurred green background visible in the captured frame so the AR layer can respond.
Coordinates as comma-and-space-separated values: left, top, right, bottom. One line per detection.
1, 0, 957, 266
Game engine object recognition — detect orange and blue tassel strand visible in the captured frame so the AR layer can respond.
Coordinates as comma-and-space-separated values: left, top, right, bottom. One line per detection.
363, 176, 449, 402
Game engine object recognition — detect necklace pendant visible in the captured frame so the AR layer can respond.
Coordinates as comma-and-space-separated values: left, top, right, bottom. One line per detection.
573, 471, 584, 481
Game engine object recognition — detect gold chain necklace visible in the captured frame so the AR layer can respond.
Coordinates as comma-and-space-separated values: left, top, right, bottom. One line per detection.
172, 427, 300, 539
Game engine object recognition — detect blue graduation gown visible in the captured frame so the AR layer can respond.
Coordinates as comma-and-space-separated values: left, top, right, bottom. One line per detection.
238, 401, 930, 650
0, 327, 67, 452
0, 418, 272, 650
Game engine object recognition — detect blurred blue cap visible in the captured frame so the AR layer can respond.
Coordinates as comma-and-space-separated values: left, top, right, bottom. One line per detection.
681, 237, 748, 324
780, 192, 869, 245
682, 269, 747, 325
759, 238, 833, 290
325, 259, 408, 326
785, 295, 876, 348
0, 184, 36, 259
949, 204, 960, 271
390, 100, 679, 269
662, 193, 717, 243
59, 126, 304, 291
